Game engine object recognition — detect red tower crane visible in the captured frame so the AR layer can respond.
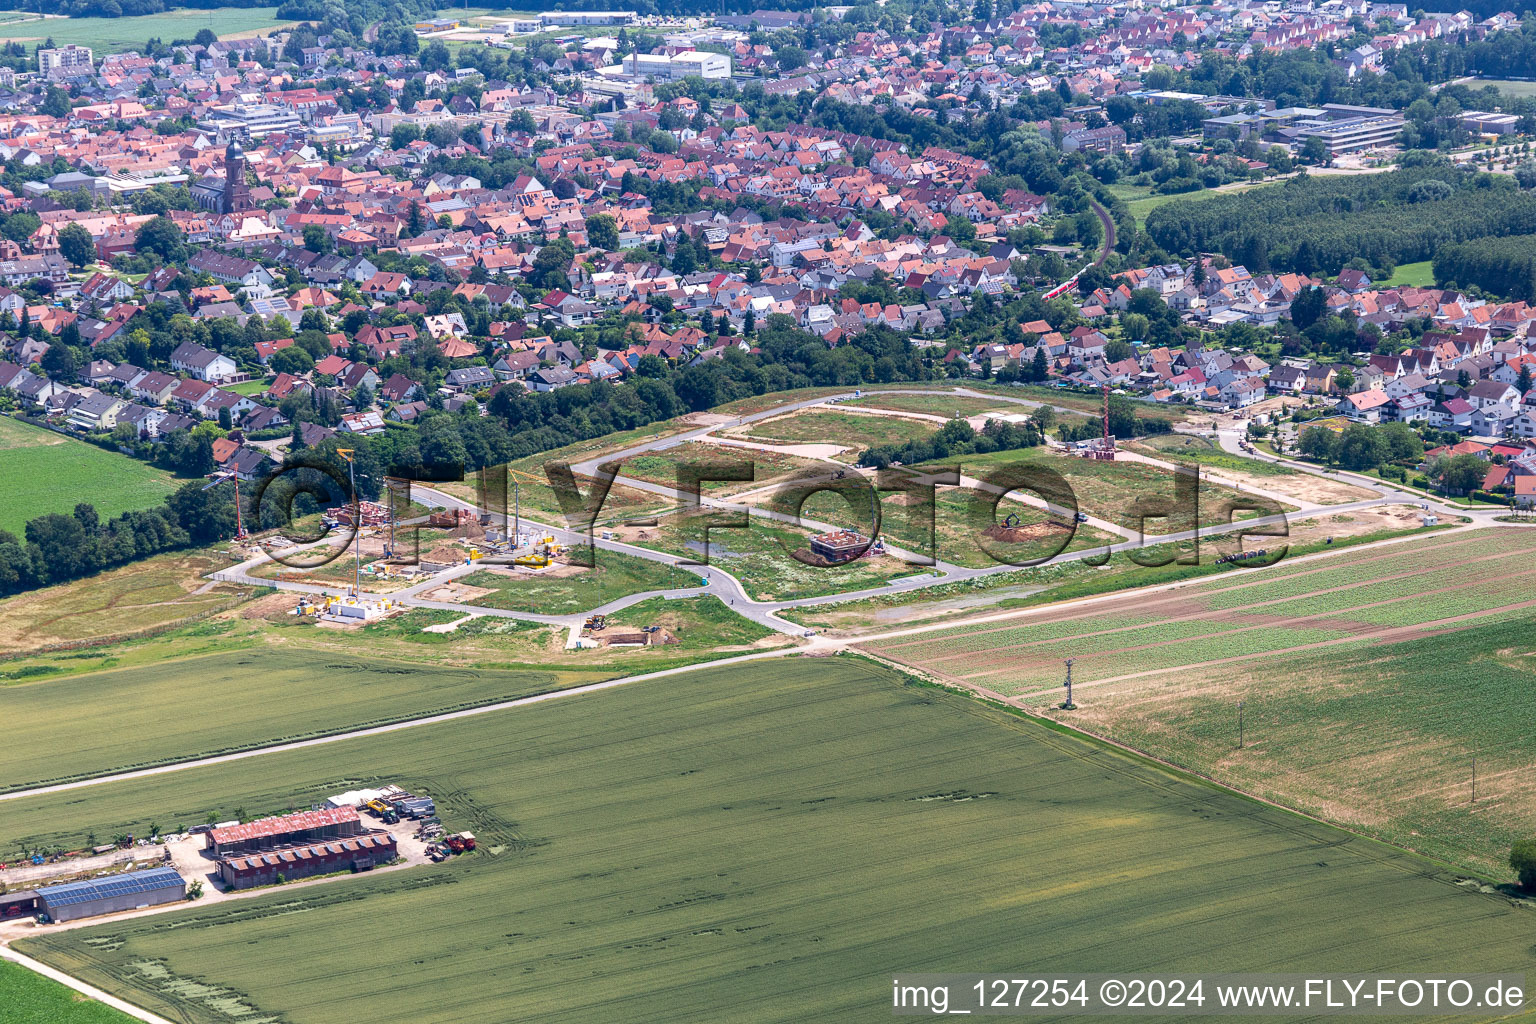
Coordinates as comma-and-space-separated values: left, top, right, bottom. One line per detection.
201, 471, 248, 540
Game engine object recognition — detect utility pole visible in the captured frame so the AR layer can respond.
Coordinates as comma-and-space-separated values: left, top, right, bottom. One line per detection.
1238, 700, 1244, 749
1471, 754, 1477, 805
1062, 658, 1075, 710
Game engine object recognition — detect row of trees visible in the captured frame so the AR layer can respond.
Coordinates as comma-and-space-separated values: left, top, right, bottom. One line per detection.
1296, 420, 1424, 472
859, 417, 1047, 469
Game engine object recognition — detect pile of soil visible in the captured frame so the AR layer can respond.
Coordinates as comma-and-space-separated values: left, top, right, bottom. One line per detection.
983, 522, 1069, 543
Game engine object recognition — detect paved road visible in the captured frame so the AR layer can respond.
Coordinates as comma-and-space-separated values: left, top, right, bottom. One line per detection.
210, 390, 1494, 649
0, 947, 176, 1024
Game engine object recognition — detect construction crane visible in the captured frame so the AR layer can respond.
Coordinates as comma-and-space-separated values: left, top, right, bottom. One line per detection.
1045, 366, 1116, 461
201, 471, 248, 541
336, 448, 362, 596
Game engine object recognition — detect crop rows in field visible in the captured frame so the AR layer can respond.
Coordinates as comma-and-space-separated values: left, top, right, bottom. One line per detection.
875, 614, 1166, 656
1194, 538, 1500, 609
867, 529, 1536, 693
1226, 560, 1536, 622
1187, 530, 1500, 596
967, 626, 1358, 688
13, 657, 1536, 1024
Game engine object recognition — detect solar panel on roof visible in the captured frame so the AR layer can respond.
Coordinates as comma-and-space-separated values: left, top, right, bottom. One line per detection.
37, 867, 183, 905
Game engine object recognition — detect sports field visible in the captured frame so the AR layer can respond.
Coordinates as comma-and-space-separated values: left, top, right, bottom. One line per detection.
10, 656, 1536, 1023
0, 7, 294, 48
863, 528, 1536, 872
0, 959, 133, 1024
0, 416, 177, 539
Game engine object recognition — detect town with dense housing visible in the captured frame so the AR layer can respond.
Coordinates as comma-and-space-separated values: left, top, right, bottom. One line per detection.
5, 0, 1536, 1021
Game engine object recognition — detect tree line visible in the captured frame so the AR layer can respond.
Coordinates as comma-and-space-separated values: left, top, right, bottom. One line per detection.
1432, 233, 1536, 301
0, 486, 237, 596
1145, 164, 1536, 276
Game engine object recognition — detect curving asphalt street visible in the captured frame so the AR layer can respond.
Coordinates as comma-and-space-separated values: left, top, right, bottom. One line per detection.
210, 389, 1487, 641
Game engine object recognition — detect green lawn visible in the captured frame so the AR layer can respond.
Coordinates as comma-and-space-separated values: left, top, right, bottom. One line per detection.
1113, 179, 1282, 221
1474, 78, 1536, 97
629, 508, 931, 602
0, 7, 295, 49
0, 960, 136, 1024
1377, 259, 1436, 288
460, 550, 701, 614
866, 528, 1536, 875
603, 594, 779, 651
0, 415, 178, 538
223, 379, 269, 396
11, 656, 1536, 1024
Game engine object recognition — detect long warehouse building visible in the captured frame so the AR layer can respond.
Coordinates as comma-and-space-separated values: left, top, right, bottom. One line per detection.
35, 867, 185, 924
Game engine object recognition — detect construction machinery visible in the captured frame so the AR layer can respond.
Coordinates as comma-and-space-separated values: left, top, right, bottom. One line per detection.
364, 799, 391, 816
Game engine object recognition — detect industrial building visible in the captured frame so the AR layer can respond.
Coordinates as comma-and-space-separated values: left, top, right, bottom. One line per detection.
206, 806, 365, 857
218, 833, 399, 890
35, 867, 185, 924
621, 50, 732, 81
1282, 115, 1404, 155
541, 9, 636, 25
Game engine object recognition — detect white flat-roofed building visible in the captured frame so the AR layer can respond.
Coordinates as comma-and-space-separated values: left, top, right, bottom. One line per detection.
197, 102, 304, 140
622, 50, 730, 81
38, 44, 93, 75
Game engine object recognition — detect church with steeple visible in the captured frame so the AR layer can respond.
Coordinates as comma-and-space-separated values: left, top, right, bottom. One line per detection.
191, 137, 256, 216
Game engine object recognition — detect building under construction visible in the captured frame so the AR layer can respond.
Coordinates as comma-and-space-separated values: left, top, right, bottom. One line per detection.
324, 500, 393, 528
809, 530, 872, 563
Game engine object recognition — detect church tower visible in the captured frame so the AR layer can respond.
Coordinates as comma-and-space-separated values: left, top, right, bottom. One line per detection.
222, 138, 253, 215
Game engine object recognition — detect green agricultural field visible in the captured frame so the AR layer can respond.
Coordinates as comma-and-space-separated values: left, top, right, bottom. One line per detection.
864, 528, 1536, 873
460, 549, 700, 614
1377, 259, 1436, 288
0, 416, 179, 538
0, 645, 615, 794
0, 7, 295, 49
11, 657, 1536, 1024
781, 523, 1427, 633
0, 960, 135, 1024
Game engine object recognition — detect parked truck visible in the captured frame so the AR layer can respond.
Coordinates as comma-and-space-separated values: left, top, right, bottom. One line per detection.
393, 796, 436, 819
